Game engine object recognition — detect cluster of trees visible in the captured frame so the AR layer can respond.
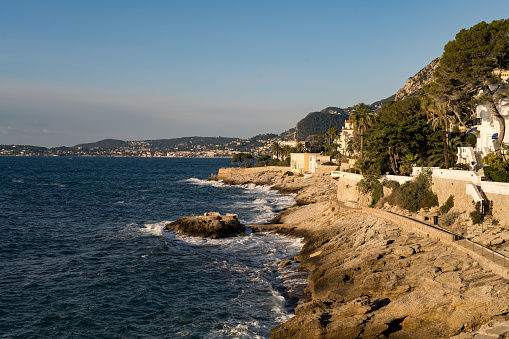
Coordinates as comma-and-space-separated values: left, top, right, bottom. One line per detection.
269, 140, 306, 161
349, 96, 476, 176
231, 152, 253, 167
347, 19, 509, 179
231, 20, 509, 180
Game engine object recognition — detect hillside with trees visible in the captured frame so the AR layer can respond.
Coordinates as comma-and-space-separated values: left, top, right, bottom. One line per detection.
294, 108, 350, 141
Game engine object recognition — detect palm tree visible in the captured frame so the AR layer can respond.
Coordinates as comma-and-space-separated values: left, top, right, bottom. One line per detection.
295, 139, 306, 153
426, 136, 462, 168
324, 127, 340, 155
282, 145, 292, 160
349, 103, 374, 159
422, 96, 456, 169
325, 127, 339, 146
270, 141, 282, 160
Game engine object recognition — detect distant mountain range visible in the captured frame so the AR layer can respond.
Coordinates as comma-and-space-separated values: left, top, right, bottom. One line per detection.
75, 136, 239, 149
3, 57, 438, 154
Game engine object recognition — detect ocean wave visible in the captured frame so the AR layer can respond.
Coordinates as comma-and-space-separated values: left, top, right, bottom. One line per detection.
139, 221, 169, 236
210, 322, 265, 339
184, 177, 228, 188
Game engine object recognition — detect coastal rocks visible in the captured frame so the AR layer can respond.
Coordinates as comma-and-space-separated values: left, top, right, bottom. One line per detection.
271, 198, 509, 338
210, 167, 509, 337
164, 212, 245, 239
278, 259, 293, 268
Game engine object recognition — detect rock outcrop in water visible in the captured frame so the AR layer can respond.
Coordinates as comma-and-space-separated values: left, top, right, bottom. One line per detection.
164, 212, 245, 239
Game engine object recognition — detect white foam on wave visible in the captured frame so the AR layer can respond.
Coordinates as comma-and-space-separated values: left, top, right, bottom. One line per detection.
184, 177, 228, 188
270, 289, 296, 324
139, 221, 170, 236
211, 322, 265, 339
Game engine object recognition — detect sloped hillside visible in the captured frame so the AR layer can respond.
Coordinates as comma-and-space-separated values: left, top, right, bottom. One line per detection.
295, 107, 350, 141
395, 57, 441, 101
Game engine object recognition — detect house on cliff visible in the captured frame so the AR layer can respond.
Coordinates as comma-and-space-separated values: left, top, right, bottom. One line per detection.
336, 119, 355, 156
457, 70, 509, 170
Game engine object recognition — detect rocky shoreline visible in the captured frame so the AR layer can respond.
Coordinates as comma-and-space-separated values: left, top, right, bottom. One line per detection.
214, 168, 509, 338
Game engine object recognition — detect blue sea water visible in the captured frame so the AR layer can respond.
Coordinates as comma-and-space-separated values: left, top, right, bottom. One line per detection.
0, 157, 306, 338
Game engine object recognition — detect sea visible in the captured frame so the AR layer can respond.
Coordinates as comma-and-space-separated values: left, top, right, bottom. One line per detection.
0, 157, 307, 338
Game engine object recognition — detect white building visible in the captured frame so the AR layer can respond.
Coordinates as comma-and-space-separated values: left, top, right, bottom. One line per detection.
457, 72, 509, 170
336, 119, 355, 155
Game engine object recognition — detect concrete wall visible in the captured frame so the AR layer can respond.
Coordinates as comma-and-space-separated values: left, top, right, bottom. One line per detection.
431, 177, 475, 212
333, 172, 371, 208
482, 181, 509, 222
316, 165, 338, 175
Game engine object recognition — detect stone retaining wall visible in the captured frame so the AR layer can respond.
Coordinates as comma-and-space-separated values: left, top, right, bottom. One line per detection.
335, 174, 364, 208
316, 165, 338, 175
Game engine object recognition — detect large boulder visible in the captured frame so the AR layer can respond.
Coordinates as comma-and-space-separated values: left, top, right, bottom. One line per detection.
164, 212, 245, 239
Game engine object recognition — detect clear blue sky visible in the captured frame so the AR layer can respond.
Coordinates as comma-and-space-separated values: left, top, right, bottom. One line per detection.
1, 0, 508, 147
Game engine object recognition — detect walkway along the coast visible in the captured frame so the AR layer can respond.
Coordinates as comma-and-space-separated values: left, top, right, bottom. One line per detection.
361, 207, 509, 279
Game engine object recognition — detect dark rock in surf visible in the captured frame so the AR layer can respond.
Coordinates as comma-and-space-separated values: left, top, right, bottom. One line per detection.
164, 212, 245, 239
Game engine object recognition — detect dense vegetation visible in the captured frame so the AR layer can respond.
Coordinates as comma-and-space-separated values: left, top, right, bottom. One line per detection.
431, 19, 509, 155
386, 172, 439, 212
295, 108, 349, 141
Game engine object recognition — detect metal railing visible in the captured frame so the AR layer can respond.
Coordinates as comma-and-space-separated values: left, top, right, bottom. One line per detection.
454, 236, 509, 267
362, 207, 509, 270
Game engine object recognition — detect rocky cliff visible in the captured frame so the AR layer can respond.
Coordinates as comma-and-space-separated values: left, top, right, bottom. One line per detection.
395, 57, 441, 101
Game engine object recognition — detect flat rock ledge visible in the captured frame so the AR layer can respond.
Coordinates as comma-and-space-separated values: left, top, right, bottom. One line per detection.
164, 212, 245, 239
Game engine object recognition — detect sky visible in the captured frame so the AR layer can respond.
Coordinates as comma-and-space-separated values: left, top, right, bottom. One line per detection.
1, 1, 509, 147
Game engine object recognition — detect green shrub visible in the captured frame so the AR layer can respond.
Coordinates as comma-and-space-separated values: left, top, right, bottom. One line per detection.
482, 153, 507, 172
383, 180, 400, 189
370, 184, 383, 207
439, 195, 454, 215
493, 219, 500, 225
470, 201, 484, 225
321, 161, 336, 166
268, 159, 290, 167
283, 171, 294, 176
483, 166, 509, 183
356, 175, 380, 194
386, 172, 438, 212
464, 134, 477, 147
438, 211, 460, 226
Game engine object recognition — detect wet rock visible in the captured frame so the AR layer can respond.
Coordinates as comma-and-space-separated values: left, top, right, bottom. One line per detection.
164, 212, 245, 239
278, 260, 292, 268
